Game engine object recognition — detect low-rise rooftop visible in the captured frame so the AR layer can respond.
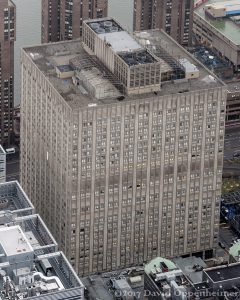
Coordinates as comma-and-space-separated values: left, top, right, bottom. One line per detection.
226, 81, 240, 93
229, 241, 240, 260
23, 28, 224, 109
0, 181, 34, 215
195, 0, 240, 45
204, 263, 240, 282
173, 256, 207, 284
0, 226, 33, 257
82, 267, 144, 300
144, 257, 177, 275
0, 212, 58, 255
0, 181, 84, 300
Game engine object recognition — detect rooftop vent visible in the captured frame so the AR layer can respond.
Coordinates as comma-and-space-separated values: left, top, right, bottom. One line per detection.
29, 53, 42, 60
0, 197, 8, 209
55, 51, 71, 57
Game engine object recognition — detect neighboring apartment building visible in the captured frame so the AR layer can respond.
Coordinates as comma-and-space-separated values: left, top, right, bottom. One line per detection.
0, 180, 85, 300
41, 0, 108, 42
0, 145, 6, 183
0, 0, 15, 146
13, 105, 20, 145
21, 18, 226, 276
225, 83, 240, 127
193, 0, 240, 72
133, 0, 194, 46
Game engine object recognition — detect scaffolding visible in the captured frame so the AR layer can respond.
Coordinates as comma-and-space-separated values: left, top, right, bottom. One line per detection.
134, 31, 186, 81
69, 49, 124, 96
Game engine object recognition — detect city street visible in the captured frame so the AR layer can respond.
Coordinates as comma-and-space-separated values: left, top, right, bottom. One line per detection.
219, 223, 237, 249
224, 127, 240, 160
6, 152, 20, 182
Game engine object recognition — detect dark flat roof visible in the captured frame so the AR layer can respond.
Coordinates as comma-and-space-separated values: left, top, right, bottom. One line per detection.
205, 264, 240, 282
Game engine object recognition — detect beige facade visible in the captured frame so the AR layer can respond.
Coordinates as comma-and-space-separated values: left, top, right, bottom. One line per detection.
21, 26, 226, 276
0, 0, 15, 146
133, 0, 194, 46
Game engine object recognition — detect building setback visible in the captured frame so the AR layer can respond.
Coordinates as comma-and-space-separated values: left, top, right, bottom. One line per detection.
0, 0, 15, 146
133, 0, 194, 46
41, 0, 108, 43
21, 18, 226, 276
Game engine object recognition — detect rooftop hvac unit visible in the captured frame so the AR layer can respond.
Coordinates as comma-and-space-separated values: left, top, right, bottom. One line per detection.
109, 26, 118, 33
90, 23, 100, 30
0, 197, 8, 209
129, 276, 142, 284
96, 28, 105, 34
136, 53, 147, 63
104, 21, 113, 28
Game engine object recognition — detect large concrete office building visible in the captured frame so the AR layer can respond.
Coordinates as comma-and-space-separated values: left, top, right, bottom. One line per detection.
0, 181, 84, 300
21, 18, 226, 276
193, 0, 240, 72
0, 0, 15, 146
133, 0, 194, 46
41, 0, 108, 43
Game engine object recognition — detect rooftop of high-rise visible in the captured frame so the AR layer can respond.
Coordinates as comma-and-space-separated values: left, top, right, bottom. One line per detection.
22, 18, 225, 109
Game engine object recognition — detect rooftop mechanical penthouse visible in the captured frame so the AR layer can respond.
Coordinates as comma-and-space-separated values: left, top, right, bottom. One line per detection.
21, 18, 227, 276
82, 19, 161, 95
